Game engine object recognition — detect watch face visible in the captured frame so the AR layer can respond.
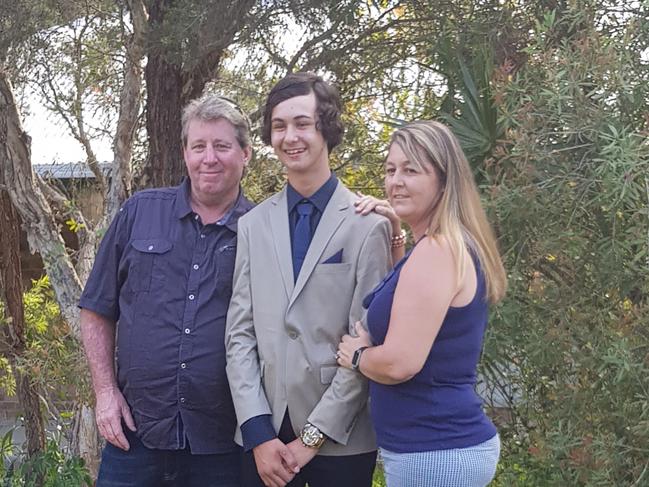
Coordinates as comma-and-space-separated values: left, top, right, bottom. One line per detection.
352, 346, 366, 370
301, 424, 323, 447
352, 350, 361, 367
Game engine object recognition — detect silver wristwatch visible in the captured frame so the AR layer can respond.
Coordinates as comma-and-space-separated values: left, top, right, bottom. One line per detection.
300, 422, 325, 449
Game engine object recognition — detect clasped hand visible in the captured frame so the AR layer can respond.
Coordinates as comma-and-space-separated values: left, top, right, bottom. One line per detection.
253, 437, 321, 487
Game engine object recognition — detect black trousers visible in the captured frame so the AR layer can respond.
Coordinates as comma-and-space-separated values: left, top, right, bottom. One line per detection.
241, 413, 376, 487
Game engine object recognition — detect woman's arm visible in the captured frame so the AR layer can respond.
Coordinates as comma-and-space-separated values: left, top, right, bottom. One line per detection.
338, 237, 458, 384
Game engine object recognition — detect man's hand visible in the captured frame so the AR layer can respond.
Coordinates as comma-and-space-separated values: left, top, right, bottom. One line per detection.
95, 387, 136, 451
286, 438, 318, 469
253, 438, 300, 487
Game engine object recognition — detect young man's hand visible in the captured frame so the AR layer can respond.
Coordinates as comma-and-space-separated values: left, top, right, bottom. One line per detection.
253, 438, 300, 487
286, 438, 319, 469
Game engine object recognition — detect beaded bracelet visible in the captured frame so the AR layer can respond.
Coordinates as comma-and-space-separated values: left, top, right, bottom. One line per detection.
391, 229, 406, 249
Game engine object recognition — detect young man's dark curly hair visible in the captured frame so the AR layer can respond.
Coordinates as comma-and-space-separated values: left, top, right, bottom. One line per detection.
261, 72, 344, 153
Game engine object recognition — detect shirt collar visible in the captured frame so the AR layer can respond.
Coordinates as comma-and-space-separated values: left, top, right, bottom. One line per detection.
173, 178, 194, 219
287, 173, 338, 214
173, 177, 254, 233
220, 189, 254, 233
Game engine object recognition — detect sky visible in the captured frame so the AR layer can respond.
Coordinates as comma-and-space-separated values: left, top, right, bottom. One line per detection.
22, 88, 113, 165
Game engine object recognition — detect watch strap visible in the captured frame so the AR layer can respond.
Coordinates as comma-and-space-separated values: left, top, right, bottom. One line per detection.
351, 346, 369, 371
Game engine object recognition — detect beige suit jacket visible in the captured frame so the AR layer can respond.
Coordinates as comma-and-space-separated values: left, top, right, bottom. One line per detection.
225, 182, 391, 455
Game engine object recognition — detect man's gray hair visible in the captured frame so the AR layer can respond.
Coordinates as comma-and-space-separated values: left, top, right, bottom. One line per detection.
181, 95, 251, 149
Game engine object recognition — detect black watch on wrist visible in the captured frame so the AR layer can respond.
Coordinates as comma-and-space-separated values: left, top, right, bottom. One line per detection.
351, 346, 369, 371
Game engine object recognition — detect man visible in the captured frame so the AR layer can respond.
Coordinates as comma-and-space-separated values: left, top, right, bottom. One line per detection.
226, 72, 392, 487
79, 95, 254, 486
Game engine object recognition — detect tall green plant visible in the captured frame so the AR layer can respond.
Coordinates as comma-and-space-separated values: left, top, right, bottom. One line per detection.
440, 50, 503, 168
485, 5, 649, 485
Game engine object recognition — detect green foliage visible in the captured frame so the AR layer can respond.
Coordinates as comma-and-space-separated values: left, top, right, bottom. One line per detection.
440, 52, 503, 169
0, 313, 18, 395
372, 464, 387, 487
0, 277, 89, 442
479, 4, 649, 485
15, 440, 92, 487
64, 218, 85, 233
20, 277, 90, 407
0, 431, 91, 487
0, 429, 17, 478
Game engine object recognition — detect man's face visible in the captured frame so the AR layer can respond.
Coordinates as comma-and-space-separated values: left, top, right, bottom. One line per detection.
269, 92, 329, 177
183, 118, 250, 204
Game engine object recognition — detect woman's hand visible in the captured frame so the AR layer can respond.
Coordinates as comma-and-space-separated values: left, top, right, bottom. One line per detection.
354, 192, 401, 235
337, 322, 372, 370
355, 192, 406, 262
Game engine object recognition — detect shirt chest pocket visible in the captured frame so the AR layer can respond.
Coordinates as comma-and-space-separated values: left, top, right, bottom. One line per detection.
129, 238, 173, 291
216, 244, 237, 290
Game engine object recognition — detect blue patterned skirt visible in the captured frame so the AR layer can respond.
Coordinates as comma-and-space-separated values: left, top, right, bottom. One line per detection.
380, 434, 500, 487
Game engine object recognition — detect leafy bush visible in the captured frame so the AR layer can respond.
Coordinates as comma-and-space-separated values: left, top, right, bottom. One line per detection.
0, 278, 91, 483
481, 5, 649, 485
0, 429, 91, 486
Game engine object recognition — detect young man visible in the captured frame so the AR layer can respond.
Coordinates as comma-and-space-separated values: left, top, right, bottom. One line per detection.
80, 96, 253, 486
226, 72, 392, 487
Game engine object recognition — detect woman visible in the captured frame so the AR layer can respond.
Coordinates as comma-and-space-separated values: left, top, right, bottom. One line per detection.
338, 120, 507, 487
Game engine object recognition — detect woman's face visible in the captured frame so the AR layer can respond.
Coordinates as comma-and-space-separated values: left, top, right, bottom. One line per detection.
384, 142, 443, 230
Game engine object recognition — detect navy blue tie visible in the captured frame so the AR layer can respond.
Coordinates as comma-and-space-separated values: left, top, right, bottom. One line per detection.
293, 201, 314, 281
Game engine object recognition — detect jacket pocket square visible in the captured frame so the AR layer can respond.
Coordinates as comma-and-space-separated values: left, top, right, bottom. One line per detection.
322, 249, 343, 264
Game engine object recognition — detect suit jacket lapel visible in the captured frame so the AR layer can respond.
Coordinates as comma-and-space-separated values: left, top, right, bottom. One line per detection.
289, 184, 349, 307
269, 189, 295, 299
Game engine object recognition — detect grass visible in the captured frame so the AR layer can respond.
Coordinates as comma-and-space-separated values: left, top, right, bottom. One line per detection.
372, 464, 387, 487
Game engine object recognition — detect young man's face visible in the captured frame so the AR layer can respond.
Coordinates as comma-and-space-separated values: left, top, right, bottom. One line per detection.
269, 91, 329, 177
183, 117, 250, 204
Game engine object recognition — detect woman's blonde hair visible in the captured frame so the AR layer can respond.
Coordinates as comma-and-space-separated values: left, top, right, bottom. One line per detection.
390, 120, 507, 303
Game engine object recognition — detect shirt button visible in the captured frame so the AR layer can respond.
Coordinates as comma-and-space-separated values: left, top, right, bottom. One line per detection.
200, 234, 206, 239
148, 245, 154, 251
193, 264, 199, 270
188, 294, 195, 300
184, 328, 191, 334
288, 331, 298, 340
180, 363, 186, 369
180, 397, 186, 403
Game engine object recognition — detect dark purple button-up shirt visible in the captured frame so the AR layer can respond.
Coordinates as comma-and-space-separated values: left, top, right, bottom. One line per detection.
80, 178, 254, 454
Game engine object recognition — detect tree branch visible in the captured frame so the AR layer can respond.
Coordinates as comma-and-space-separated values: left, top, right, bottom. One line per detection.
103, 0, 147, 223
0, 69, 83, 334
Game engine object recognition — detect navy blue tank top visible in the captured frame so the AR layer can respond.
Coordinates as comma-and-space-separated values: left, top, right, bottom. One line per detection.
364, 242, 497, 452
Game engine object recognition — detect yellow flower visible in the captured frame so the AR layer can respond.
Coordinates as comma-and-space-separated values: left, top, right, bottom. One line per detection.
622, 298, 632, 311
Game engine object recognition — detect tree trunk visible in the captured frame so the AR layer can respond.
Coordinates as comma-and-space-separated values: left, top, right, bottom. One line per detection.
0, 190, 46, 458
142, 0, 185, 188
141, 0, 247, 189
0, 69, 101, 478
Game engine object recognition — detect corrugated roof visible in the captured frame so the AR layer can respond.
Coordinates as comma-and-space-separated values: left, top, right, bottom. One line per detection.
33, 162, 111, 179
